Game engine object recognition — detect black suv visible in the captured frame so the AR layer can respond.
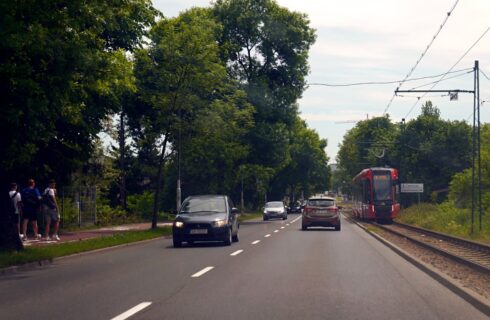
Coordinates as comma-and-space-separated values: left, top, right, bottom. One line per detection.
172, 195, 240, 247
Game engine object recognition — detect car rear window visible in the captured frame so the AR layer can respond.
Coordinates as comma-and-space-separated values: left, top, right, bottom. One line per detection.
307, 199, 335, 207
265, 202, 284, 208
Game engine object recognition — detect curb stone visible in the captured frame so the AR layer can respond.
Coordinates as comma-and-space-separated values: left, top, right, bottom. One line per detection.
351, 217, 490, 316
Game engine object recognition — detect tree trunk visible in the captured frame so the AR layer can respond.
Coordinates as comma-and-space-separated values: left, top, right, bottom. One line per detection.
0, 209, 23, 251
152, 135, 168, 229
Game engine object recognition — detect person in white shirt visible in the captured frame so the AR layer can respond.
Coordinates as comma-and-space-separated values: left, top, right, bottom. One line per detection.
9, 182, 23, 239
43, 180, 61, 241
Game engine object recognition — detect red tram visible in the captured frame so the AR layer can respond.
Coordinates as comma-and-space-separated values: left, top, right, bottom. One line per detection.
352, 167, 400, 223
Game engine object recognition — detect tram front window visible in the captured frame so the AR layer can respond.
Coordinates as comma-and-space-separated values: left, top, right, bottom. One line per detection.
373, 173, 391, 201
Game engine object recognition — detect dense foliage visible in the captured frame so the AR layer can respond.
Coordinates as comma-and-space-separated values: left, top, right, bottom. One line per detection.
0, 0, 157, 185
336, 102, 473, 204
1, 0, 330, 228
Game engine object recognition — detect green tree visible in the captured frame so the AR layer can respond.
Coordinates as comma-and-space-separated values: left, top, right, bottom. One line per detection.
270, 119, 330, 201
133, 8, 254, 226
396, 102, 472, 201
449, 123, 490, 211
212, 0, 317, 174
0, 0, 157, 185
336, 116, 399, 193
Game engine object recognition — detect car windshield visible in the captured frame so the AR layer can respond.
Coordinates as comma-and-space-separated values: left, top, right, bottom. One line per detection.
308, 199, 335, 207
180, 197, 226, 214
373, 173, 392, 201
265, 202, 284, 208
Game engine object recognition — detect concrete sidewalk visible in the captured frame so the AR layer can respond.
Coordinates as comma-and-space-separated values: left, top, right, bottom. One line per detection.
21, 222, 172, 247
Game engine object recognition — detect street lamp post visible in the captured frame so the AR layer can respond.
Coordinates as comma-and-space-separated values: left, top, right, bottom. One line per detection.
176, 107, 182, 212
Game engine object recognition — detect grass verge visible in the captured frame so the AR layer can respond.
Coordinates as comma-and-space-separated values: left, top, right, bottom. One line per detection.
238, 212, 263, 222
398, 202, 490, 244
0, 227, 172, 269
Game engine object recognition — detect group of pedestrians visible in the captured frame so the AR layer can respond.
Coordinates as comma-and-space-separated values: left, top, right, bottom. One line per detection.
9, 179, 61, 241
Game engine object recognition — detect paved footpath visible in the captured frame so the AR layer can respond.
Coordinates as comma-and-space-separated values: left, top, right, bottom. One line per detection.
21, 222, 172, 247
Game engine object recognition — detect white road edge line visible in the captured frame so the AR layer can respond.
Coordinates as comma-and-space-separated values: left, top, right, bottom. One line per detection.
111, 302, 152, 320
252, 240, 260, 245
191, 266, 215, 278
265, 234, 271, 238
230, 249, 244, 256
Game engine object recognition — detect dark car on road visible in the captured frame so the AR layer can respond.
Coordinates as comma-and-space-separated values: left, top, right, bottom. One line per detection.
287, 201, 304, 214
263, 201, 287, 220
172, 195, 240, 247
302, 196, 341, 231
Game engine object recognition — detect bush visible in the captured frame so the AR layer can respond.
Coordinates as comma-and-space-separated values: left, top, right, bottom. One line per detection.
96, 204, 128, 225
127, 191, 154, 219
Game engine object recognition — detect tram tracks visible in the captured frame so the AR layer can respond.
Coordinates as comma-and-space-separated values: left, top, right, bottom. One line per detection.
372, 221, 490, 275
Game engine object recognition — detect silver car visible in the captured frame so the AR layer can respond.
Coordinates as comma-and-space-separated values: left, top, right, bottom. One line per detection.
263, 201, 287, 221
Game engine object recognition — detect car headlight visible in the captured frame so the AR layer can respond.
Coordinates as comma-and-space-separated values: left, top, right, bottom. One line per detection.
263, 210, 268, 214
213, 219, 228, 227
174, 221, 184, 228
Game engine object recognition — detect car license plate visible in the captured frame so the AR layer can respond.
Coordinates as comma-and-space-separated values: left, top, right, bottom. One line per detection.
190, 229, 208, 235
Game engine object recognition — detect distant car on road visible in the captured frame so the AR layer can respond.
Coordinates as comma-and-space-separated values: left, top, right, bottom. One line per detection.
263, 201, 287, 221
302, 196, 341, 231
287, 202, 303, 214
172, 195, 239, 247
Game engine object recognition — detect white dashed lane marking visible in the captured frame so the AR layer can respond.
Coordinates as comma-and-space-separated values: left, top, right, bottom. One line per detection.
274, 230, 279, 233
265, 234, 271, 238
111, 302, 152, 320
191, 266, 215, 278
280, 226, 285, 229
230, 250, 243, 256
252, 240, 261, 245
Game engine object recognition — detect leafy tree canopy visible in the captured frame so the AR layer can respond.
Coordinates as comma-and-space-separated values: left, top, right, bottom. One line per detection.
0, 0, 157, 184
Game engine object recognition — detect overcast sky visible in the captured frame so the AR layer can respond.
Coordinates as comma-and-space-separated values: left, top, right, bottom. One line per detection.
152, 0, 490, 163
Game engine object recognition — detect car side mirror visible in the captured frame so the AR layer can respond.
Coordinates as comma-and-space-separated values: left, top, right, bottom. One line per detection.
337, 205, 343, 210
231, 207, 239, 214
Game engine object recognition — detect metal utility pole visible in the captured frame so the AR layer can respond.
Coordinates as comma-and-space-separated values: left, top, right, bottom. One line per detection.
241, 169, 244, 214
476, 61, 482, 231
176, 108, 182, 212
396, 60, 481, 233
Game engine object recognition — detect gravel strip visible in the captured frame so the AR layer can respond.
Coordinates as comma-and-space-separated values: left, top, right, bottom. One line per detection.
367, 224, 490, 299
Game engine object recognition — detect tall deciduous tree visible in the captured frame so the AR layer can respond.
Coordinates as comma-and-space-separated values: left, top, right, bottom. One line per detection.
212, 0, 317, 174
0, 0, 157, 185
133, 8, 254, 227
396, 102, 471, 201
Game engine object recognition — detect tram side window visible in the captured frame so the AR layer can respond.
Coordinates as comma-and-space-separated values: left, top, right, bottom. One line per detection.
362, 179, 371, 203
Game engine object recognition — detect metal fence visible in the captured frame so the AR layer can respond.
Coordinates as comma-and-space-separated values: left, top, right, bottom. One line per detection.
59, 186, 97, 227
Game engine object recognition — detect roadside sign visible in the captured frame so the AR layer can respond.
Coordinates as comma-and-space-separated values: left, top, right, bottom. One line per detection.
401, 183, 424, 193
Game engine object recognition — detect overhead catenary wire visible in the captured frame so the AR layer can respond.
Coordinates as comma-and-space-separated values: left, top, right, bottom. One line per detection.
383, 0, 460, 115
306, 68, 471, 87
480, 69, 490, 80
407, 69, 473, 90
404, 25, 490, 119
465, 100, 487, 121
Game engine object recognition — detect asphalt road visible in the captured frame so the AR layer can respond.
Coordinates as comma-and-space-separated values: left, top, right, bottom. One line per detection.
0, 214, 487, 320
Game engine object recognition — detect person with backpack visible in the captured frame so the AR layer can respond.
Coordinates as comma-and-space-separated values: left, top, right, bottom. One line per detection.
9, 182, 23, 239
42, 179, 60, 241
21, 179, 42, 240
